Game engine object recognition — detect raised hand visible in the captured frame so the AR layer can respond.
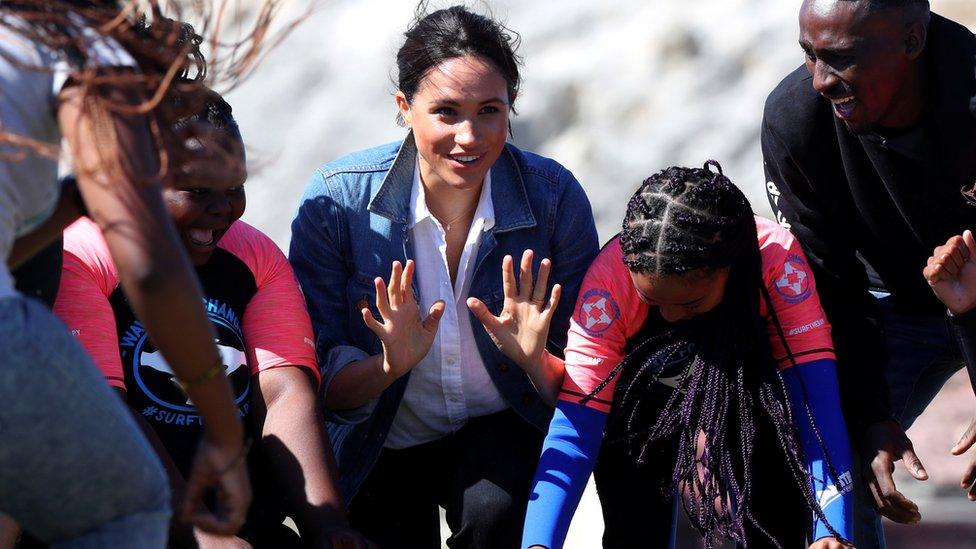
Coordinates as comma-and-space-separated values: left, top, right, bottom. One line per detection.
862, 419, 927, 524
923, 230, 976, 315
467, 250, 561, 373
362, 260, 445, 379
951, 416, 976, 502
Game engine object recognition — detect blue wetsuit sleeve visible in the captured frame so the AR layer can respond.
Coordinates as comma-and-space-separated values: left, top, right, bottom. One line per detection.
522, 400, 607, 549
781, 359, 854, 543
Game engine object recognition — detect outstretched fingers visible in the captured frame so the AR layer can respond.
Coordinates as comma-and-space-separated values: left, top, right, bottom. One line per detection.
467, 296, 501, 331
388, 261, 404, 306
962, 457, 976, 500
502, 255, 517, 300
954, 419, 976, 499
532, 258, 552, 308
361, 307, 384, 335
519, 249, 535, 300
422, 299, 446, 333
373, 276, 392, 318
953, 418, 976, 456
401, 259, 417, 305
544, 283, 563, 318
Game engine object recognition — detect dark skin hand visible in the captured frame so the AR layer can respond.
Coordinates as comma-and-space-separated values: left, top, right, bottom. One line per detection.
862, 419, 927, 523
951, 418, 976, 502
924, 231, 976, 501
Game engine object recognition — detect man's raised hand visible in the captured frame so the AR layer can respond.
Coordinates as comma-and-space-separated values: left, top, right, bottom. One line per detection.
924, 230, 976, 315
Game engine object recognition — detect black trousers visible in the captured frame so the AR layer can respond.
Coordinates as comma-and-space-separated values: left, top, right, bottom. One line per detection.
348, 409, 544, 549
594, 387, 808, 549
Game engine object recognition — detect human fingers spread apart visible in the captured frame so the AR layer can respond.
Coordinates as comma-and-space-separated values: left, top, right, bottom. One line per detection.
467, 251, 560, 372
361, 260, 444, 378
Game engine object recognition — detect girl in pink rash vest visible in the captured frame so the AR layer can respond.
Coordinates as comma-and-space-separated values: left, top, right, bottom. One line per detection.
469, 162, 854, 549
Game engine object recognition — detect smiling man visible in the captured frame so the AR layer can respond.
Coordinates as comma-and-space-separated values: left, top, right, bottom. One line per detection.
762, 0, 976, 547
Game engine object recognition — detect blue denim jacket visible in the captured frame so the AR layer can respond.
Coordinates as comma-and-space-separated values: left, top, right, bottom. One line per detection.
289, 135, 599, 502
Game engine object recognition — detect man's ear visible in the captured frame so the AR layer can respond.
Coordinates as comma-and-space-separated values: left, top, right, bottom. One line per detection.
904, 19, 927, 60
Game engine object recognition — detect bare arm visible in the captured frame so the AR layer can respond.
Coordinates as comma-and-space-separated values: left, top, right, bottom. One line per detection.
324, 353, 396, 410
7, 178, 83, 269
253, 367, 372, 548
57, 81, 247, 534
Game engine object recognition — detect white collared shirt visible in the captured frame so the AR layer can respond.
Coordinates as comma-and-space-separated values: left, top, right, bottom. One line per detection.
384, 164, 508, 449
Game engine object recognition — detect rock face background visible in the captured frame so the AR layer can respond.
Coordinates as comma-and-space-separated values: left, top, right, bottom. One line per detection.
223, 1, 975, 546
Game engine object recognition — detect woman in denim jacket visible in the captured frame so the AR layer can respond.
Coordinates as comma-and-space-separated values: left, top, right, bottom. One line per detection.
289, 5, 598, 548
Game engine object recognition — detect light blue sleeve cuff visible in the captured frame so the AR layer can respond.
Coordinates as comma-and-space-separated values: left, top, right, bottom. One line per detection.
321, 345, 379, 425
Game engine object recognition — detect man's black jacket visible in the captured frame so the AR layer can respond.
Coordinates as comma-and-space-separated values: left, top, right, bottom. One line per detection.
762, 13, 976, 432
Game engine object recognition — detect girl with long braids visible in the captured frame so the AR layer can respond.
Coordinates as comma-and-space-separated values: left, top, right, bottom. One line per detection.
0, 1, 286, 545
470, 162, 854, 548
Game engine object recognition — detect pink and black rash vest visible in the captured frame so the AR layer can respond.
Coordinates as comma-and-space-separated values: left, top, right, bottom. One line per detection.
561, 216, 835, 412
54, 218, 318, 477
522, 216, 853, 549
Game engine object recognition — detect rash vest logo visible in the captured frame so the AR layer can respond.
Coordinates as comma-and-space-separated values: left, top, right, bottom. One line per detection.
122, 298, 250, 414
774, 253, 813, 304
141, 344, 247, 406
577, 288, 621, 336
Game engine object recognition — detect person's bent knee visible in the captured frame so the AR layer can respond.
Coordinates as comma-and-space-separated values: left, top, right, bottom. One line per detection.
456, 480, 522, 546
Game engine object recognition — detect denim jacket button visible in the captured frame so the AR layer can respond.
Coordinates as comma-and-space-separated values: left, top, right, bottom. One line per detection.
521, 392, 533, 407
498, 363, 510, 373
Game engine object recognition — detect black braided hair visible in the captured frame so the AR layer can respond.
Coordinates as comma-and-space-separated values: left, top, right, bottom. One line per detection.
587, 161, 849, 548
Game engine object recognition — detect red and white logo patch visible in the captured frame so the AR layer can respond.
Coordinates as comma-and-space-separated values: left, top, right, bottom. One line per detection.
577, 288, 621, 336
774, 254, 813, 304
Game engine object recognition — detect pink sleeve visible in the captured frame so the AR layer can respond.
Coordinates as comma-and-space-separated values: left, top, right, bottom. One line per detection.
53, 218, 124, 388
757, 218, 836, 369
559, 239, 649, 413
222, 222, 319, 384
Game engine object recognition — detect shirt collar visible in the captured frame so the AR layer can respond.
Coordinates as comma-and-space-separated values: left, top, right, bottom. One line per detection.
370, 133, 533, 233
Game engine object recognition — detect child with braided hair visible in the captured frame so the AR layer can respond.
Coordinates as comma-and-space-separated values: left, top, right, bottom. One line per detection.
469, 162, 855, 548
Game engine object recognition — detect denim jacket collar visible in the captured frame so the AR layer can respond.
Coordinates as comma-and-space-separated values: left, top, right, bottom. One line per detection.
368, 133, 536, 233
